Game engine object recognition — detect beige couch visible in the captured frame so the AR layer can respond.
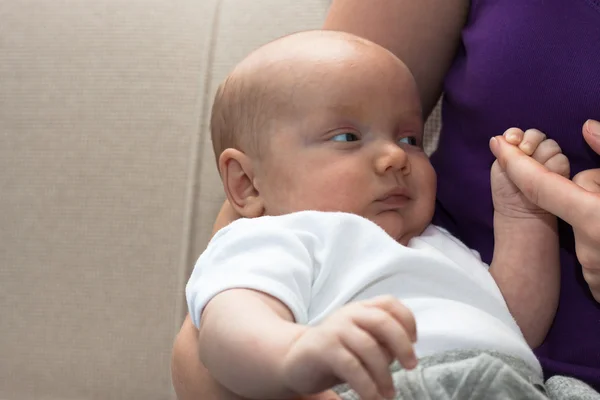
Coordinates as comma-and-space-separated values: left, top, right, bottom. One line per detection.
0, 1, 440, 399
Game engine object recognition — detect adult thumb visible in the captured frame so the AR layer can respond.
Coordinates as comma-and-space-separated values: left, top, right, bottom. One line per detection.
583, 119, 600, 155
574, 120, 600, 194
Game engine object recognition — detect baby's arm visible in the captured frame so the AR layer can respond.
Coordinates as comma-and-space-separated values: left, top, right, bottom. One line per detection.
488, 129, 570, 348
198, 288, 306, 399
188, 219, 417, 400
490, 203, 559, 348
200, 290, 417, 400
187, 222, 315, 399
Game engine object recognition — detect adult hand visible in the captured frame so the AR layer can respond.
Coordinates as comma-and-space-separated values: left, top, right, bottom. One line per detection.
490, 120, 600, 302
212, 199, 242, 235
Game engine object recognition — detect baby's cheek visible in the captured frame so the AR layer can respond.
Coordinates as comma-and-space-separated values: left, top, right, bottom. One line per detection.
262, 184, 302, 215
372, 212, 407, 242
289, 170, 371, 213
317, 187, 367, 214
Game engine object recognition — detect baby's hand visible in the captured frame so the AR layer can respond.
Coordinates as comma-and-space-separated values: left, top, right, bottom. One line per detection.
490, 128, 570, 218
281, 296, 417, 400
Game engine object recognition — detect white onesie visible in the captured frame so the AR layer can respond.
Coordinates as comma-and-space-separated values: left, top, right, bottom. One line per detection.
186, 211, 541, 375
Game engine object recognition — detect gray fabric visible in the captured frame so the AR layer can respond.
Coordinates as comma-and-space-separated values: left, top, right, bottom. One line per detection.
335, 351, 546, 400
333, 350, 600, 400
546, 376, 600, 400
399, 349, 544, 387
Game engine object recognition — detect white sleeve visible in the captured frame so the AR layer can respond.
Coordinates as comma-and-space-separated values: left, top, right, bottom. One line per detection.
185, 220, 315, 328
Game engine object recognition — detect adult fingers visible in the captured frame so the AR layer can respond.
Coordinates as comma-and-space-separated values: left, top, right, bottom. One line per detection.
490, 135, 597, 226
583, 119, 600, 155
573, 169, 600, 194
576, 119, 600, 195
212, 200, 242, 234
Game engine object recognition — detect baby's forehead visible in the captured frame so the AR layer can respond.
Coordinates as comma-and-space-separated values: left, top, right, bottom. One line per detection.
258, 31, 370, 56
225, 31, 418, 130
238, 32, 376, 75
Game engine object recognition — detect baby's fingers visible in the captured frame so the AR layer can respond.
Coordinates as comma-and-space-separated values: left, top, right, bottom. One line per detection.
341, 327, 396, 399
297, 390, 342, 400
364, 295, 417, 342
518, 129, 547, 156
354, 307, 417, 370
330, 348, 382, 400
502, 127, 550, 156
503, 128, 524, 146
530, 138, 570, 178
490, 135, 592, 225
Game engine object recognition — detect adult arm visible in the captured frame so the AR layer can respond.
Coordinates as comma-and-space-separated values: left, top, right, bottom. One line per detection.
172, 200, 244, 400
171, 315, 245, 400
323, 0, 469, 116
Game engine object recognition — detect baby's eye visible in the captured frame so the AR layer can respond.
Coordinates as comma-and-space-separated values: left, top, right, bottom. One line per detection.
331, 133, 360, 142
398, 136, 418, 146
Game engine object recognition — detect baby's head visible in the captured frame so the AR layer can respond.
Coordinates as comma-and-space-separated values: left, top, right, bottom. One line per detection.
211, 30, 436, 244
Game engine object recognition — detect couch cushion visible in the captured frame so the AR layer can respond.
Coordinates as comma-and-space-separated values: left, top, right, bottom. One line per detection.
1, 1, 219, 399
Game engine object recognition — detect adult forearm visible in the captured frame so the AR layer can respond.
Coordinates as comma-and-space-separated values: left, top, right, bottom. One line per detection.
490, 213, 560, 348
172, 315, 246, 400
199, 290, 306, 399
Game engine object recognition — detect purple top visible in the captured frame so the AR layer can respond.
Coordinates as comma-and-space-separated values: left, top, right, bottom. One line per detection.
431, 0, 600, 388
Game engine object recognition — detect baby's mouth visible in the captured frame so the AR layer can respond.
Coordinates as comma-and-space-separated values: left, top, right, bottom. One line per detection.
376, 188, 411, 210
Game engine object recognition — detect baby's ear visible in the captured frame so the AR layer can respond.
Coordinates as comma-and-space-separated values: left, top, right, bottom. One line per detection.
218, 149, 265, 218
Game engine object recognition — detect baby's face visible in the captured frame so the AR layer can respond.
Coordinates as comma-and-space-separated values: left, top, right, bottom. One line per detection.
253, 40, 436, 244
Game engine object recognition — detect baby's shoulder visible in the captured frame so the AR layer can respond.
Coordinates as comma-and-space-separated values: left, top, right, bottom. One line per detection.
216, 211, 383, 238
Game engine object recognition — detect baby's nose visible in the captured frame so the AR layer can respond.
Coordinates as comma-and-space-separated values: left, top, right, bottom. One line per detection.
375, 144, 410, 175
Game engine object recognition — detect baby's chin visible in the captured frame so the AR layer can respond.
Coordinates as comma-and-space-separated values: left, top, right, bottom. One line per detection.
371, 211, 424, 245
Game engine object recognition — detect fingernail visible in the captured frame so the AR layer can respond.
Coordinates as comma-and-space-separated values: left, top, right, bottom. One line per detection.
586, 119, 600, 137
405, 355, 418, 370
489, 137, 498, 152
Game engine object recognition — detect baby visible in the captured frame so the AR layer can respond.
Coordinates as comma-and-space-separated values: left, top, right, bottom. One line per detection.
186, 30, 569, 400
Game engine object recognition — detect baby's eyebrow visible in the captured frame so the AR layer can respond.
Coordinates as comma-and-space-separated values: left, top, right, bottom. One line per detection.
324, 102, 366, 118
397, 109, 424, 128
